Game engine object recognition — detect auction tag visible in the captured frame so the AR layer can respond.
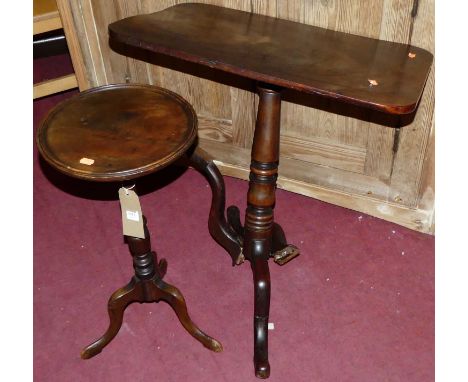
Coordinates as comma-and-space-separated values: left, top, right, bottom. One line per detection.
118, 187, 145, 239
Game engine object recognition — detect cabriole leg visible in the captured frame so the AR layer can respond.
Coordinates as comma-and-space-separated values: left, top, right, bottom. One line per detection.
81, 216, 222, 358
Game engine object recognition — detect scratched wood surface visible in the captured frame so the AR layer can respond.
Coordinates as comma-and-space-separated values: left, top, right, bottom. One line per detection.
55, 0, 434, 233
109, 4, 432, 114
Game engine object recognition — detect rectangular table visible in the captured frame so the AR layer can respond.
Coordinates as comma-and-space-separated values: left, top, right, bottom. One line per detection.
109, 3, 433, 378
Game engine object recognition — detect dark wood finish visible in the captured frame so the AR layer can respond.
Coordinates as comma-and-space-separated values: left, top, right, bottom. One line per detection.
183, 147, 298, 376
178, 132, 299, 378
36, 85, 226, 363
181, 149, 244, 266
36, 84, 197, 181
181, 140, 298, 379
104, 4, 434, 378
109, 3, 433, 115
241, 85, 282, 378
81, 216, 222, 359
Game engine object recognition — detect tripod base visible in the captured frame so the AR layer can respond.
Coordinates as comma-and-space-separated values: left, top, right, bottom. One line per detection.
81, 220, 222, 359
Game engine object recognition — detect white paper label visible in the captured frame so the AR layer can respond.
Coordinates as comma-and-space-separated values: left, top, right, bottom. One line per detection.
118, 187, 145, 239
126, 210, 140, 222
79, 157, 95, 165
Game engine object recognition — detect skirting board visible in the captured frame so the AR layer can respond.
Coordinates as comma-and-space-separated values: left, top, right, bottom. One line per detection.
214, 160, 435, 235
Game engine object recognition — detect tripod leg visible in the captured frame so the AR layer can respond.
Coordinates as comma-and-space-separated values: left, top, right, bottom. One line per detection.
227, 205, 244, 239
185, 149, 244, 266
154, 277, 223, 353
271, 223, 300, 266
251, 255, 271, 379
81, 277, 141, 359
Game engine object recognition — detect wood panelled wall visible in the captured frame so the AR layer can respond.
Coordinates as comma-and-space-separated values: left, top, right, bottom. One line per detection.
57, 0, 435, 234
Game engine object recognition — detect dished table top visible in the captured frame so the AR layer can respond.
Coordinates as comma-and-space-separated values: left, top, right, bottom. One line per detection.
109, 3, 433, 115
36, 84, 197, 182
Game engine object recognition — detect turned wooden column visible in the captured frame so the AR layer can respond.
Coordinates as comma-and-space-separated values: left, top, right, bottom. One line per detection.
243, 84, 281, 379
36, 84, 224, 362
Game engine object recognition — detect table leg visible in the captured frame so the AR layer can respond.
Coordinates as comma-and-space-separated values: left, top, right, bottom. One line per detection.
187, 150, 244, 265
81, 216, 222, 359
187, 85, 299, 378
241, 84, 281, 378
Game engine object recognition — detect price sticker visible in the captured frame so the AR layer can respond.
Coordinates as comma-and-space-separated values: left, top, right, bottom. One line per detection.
118, 187, 145, 239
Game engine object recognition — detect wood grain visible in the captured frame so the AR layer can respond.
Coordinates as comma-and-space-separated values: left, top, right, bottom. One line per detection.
34, 0, 58, 16
33, 13, 62, 35
251, 0, 276, 17
57, 0, 435, 233
37, 84, 197, 181
231, 87, 256, 149
141, 0, 178, 86
390, 0, 434, 207
109, 4, 432, 114
215, 159, 434, 234
56, 0, 90, 90
33, 74, 78, 99
280, 135, 367, 173
89, 0, 127, 84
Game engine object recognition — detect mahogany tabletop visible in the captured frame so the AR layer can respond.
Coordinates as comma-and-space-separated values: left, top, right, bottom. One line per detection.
36, 84, 197, 182
109, 3, 433, 115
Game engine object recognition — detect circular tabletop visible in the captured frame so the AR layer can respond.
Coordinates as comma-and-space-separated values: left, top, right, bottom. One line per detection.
36, 84, 197, 182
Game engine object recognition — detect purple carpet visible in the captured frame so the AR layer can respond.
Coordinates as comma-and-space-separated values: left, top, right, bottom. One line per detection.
34, 54, 434, 382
